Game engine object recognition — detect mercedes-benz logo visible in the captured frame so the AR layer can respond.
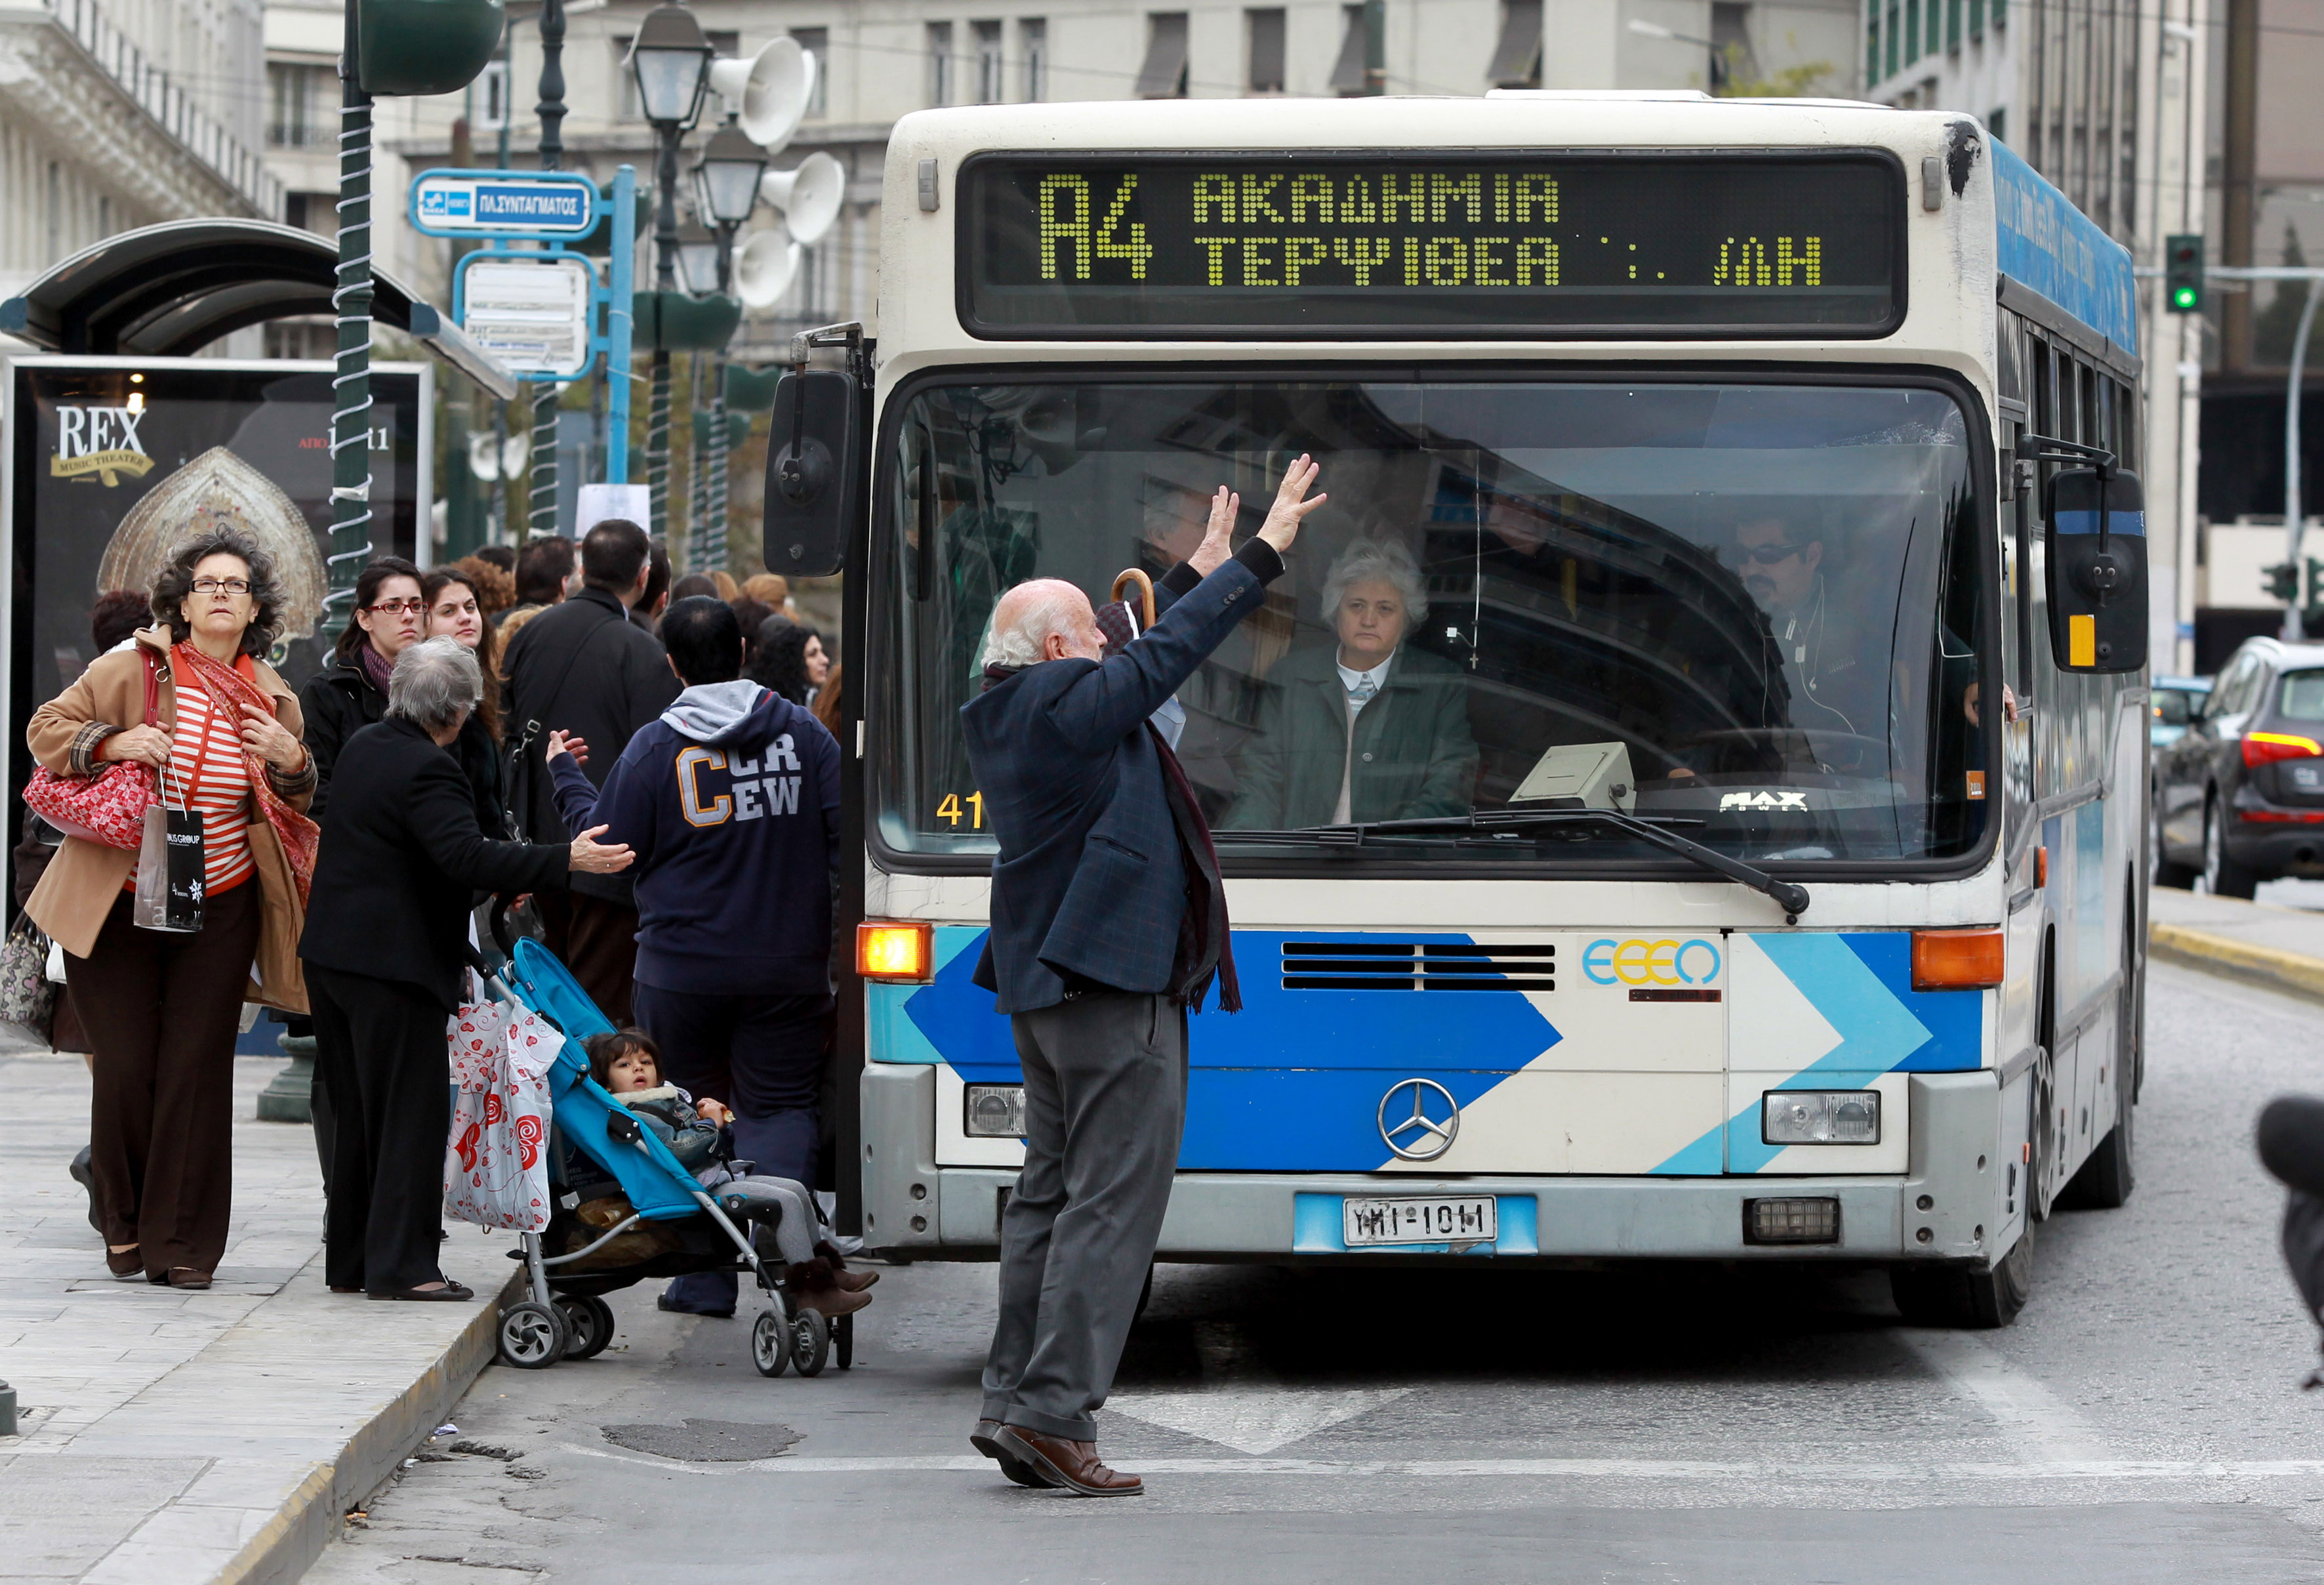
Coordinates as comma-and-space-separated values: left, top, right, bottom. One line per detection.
1377, 1077, 1460, 1161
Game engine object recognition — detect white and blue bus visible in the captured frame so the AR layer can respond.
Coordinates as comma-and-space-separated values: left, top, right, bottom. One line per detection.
789, 91, 2150, 1327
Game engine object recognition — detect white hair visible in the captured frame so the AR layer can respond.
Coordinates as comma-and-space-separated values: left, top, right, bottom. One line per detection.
1322, 538, 1428, 625
386, 636, 481, 733
981, 581, 1085, 668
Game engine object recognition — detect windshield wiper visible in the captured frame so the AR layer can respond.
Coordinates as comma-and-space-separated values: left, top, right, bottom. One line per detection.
1282, 810, 1812, 920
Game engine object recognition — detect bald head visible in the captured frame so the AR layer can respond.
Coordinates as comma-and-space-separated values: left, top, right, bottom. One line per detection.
985, 579, 1103, 667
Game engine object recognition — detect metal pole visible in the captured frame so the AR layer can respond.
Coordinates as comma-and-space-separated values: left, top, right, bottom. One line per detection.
708, 220, 735, 570
326, 0, 375, 639
647, 125, 680, 540
2285, 278, 2320, 640
607, 165, 634, 485
528, 0, 566, 543
689, 352, 708, 566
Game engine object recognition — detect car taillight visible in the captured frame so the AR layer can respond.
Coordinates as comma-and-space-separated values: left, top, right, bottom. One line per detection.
2244, 731, 2324, 767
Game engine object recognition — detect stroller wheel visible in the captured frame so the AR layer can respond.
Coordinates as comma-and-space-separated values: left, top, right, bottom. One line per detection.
834, 1311, 853, 1370
791, 1307, 831, 1377
750, 1309, 789, 1378
556, 1294, 615, 1360
497, 1300, 567, 1369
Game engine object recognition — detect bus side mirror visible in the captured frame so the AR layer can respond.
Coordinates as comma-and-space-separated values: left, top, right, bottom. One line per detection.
764, 368, 863, 579
2043, 466, 2148, 673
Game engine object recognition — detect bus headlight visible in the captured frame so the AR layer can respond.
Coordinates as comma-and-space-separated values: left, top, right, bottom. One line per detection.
965, 1084, 1027, 1138
1761, 1089, 1881, 1145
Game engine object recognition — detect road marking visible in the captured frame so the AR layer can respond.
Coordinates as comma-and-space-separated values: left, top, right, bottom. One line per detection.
1109, 1320, 1412, 1454
1894, 1329, 2113, 1466
557, 1445, 2324, 1481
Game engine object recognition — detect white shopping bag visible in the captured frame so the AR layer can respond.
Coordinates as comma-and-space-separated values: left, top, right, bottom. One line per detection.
443, 985, 556, 1231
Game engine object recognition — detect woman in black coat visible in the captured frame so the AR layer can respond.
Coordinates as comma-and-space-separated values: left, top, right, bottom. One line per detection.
298, 557, 425, 819
299, 639, 633, 1300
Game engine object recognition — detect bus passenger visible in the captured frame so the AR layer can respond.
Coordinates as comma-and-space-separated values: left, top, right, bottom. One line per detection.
1223, 538, 1477, 829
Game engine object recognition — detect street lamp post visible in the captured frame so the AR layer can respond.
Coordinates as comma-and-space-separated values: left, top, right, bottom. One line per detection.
676, 216, 718, 559
693, 121, 768, 574
628, 4, 713, 542
528, 0, 567, 544
327, 2, 377, 640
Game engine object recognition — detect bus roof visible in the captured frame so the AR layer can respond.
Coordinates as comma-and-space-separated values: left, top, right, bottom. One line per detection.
1988, 138, 2136, 356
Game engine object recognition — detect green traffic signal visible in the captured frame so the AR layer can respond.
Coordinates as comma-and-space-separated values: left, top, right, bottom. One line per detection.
2165, 233, 2205, 315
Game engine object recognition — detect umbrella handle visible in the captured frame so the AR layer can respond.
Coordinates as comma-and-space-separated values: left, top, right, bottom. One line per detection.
1111, 569, 1156, 633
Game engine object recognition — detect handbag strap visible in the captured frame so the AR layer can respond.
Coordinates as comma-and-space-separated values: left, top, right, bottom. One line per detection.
142, 647, 159, 728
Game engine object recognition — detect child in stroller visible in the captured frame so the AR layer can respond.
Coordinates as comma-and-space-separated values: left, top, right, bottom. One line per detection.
582, 1029, 872, 1319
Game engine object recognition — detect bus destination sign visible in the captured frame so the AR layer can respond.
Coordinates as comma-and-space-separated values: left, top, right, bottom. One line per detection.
960, 152, 1902, 339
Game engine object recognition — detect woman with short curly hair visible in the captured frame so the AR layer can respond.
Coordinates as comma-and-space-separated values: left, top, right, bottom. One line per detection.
26, 524, 317, 1289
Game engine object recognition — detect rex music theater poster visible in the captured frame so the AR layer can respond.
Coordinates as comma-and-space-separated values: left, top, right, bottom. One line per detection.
4, 356, 430, 868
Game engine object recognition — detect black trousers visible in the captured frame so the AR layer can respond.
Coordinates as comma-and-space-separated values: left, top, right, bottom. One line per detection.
309, 964, 453, 1294
68, 882, 262, 1278
633, 982, 831, 1313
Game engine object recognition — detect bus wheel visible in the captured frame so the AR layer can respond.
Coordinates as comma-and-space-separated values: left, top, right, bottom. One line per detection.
1890, 1225, 2033, 1328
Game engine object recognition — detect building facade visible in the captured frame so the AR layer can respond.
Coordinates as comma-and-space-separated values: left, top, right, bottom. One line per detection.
0, 0, 277, 332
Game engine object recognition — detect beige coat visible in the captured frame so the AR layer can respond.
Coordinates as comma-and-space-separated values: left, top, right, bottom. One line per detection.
26, 626, 316, 1013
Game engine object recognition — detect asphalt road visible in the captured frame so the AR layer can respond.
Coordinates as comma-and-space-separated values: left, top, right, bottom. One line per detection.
309, 958, 2324, 1585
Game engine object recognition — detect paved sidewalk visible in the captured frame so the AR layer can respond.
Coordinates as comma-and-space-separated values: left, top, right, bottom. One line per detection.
2149, 884, 2324, 1002
0, 1052, 516, 1585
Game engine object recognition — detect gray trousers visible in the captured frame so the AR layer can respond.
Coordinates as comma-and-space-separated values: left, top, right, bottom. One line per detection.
981, 990, 1187, 1441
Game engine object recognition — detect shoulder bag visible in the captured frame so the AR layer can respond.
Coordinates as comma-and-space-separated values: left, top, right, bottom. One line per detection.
24, 651, 161, 850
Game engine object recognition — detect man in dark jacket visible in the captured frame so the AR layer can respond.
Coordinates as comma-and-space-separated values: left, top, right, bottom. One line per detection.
501, 518, 680, 1023
962, 458, 1324, 1498
544, 596, 842, 1315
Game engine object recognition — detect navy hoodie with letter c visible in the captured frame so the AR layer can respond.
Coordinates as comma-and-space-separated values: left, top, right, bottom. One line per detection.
548, 679, 840, 995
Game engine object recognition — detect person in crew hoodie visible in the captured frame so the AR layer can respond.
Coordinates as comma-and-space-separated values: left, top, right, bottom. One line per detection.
544, 595, 842, 1316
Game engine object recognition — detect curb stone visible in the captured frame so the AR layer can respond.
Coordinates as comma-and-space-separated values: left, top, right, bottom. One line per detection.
209, 1267, 523, 1585
2150, 920, 2324, 1006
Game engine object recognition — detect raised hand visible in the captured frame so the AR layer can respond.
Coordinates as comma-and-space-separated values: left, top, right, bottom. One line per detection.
1188, 485, 1242, 577
545, 730, 590, 766
1257, 455, 1328, 554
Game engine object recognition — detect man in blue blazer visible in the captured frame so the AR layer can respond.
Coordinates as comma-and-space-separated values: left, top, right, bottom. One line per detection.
963, 457, 1326, 1497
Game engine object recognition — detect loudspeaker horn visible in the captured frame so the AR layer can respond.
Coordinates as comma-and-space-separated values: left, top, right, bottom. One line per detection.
708, 36, 816, 153
759, 152, 845, 246
735, 228, 804, 309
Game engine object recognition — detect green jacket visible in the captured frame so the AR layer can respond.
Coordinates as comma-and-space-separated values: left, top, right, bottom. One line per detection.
1223, 644, 1478, 829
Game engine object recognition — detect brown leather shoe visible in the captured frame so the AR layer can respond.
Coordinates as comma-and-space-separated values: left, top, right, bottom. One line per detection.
971, 1419, 1051, 1488
815, 1242, 880, 1292
165, 1268, 211, 1290
993, 1425, 1143, 1497
784, 1258, 872, 1318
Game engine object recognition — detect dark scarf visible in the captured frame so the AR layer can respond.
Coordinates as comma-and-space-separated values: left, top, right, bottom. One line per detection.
357, 639, 395, 697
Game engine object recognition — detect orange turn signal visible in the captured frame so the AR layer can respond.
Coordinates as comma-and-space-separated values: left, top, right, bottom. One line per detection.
857, 922, 934, 983
1912, 928, 2005, 991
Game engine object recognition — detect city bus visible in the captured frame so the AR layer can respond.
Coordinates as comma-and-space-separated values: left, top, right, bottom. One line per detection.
799, 91, 2150, 1327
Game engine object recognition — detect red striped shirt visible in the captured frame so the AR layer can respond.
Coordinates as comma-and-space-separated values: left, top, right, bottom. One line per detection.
162, 671, 255, 894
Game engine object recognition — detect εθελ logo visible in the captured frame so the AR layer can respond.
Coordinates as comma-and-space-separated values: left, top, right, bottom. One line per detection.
1582, 937, 1721, 986
50, 404, 153, 487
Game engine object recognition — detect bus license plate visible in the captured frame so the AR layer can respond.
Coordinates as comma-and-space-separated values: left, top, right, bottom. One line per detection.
1342, 1195, 1498, 1248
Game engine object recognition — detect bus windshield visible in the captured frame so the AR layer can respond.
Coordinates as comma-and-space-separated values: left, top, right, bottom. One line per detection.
880, 376, 1989, 867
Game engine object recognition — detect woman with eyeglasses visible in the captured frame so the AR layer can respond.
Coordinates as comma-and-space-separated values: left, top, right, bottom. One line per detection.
421, 566, 508, 837
26, 527, 317, 1289
298, 558, 426, 819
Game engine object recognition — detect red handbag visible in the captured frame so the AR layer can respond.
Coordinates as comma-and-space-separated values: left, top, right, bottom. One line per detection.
25, 653, 160, 851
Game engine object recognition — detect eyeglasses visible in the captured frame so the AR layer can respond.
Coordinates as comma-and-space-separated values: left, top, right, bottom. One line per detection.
363, 598, 426, 616
1739, 542, 1810, 566
190, 577, 251, 595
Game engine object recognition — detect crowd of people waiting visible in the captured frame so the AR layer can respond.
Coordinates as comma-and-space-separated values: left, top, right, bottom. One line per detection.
18, 517, 856, 1317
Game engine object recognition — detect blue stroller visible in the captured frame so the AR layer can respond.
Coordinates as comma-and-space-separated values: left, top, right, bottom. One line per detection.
474, 937, 850, 1378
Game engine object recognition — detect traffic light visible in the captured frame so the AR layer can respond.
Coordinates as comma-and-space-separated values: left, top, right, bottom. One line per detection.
2165, 234, 2205, 314
2266, 562, 2300, 603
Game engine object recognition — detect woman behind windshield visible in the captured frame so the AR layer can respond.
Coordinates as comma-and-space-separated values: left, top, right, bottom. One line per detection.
1224, 537, 1477, 830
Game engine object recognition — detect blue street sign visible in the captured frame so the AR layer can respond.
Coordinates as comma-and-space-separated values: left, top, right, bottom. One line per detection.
410, 169, 598, 238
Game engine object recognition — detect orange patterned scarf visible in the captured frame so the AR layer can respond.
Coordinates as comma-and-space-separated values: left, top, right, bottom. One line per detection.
171, 644, 319, 908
